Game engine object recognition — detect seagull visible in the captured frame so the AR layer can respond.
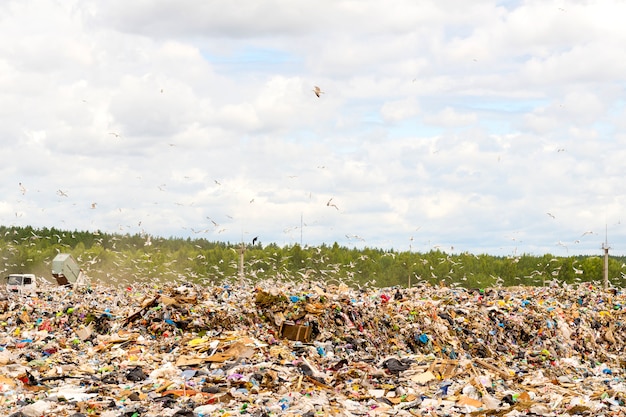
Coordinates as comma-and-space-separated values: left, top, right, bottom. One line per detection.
109, 132, 121, 138
57, 189, 68, 197
547, 212, 555, 219
91, 202, 97, 209
313, 86, 324, 97
326, 198, 339, 210
18, 182, 26, 195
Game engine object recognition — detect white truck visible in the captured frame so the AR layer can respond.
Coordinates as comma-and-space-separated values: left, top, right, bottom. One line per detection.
4, 253, 87, 294
5, 273, 38, 294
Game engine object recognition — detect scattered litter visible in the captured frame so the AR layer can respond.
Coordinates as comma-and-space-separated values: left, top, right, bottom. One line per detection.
0, 281, 623, 416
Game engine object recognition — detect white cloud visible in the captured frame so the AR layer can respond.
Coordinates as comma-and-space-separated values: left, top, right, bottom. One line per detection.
380, 98, 420, 123
423, 107, 477, 127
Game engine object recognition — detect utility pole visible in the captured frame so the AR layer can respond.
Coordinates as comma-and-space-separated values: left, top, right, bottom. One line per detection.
408, 239, 412, 289
238, 241, 245, 286
602, 224, 610, 290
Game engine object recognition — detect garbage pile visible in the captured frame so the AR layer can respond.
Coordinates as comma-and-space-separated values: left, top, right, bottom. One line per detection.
0, 280, 624, 416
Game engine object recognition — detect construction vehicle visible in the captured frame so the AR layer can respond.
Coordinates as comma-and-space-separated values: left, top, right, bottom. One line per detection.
51, 253, 87, 287
4, 253, 87, 294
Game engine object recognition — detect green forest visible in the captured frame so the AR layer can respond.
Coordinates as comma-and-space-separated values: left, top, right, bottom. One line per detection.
1, 225, 625, 289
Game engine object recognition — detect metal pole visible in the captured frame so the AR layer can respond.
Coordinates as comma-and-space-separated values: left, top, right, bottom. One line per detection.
239, 242, 244, 286
603, 224, 610, 290
603, 244, 609, 290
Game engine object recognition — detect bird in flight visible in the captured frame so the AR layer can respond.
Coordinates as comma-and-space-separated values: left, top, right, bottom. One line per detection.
313, 86, 324, 97
327, 198, 339, 210
547, 212, 555, 219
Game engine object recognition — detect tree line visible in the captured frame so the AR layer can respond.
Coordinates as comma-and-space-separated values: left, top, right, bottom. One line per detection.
1, 225, 624, 289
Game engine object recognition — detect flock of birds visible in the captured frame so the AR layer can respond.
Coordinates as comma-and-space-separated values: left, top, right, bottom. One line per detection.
12, 84, 337, 245
17, 80, 554, 257
2, 224, 625, 291
9, 81, 608, 259
0, 227, 365, 287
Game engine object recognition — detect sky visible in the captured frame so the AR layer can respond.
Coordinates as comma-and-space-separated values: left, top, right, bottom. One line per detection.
1, 0, 626, 257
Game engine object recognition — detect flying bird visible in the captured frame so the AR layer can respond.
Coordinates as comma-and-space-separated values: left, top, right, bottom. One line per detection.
326, 198, 339, 210
18, 182, 26, 195
313, 86, 324, 97
91, 203, 97, 209
546, 212, 555, 219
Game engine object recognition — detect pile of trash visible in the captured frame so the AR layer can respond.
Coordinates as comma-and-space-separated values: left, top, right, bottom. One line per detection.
0, 280, 624, 416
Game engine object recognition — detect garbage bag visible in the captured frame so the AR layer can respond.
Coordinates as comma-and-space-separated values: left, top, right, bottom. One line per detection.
125, 366, 148, 382
382, 358, 410, 374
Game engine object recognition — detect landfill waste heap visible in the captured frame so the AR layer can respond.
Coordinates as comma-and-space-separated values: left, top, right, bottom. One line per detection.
0, 280, 624, 416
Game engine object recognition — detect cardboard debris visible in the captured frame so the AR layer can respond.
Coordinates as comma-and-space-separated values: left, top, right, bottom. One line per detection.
205, 341, 256, 362
411, 370, 437, 384
456, 394, 483, 407
430, 358, 458, 379
75, 324, 93, 341
474, 357, 513, 379
279, 321, 312, 342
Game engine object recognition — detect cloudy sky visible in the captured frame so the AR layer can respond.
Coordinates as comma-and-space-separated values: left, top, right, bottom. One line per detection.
1, 0, 626, 257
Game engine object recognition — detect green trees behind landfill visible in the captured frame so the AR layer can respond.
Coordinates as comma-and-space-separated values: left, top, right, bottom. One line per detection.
1, 225, 624, 289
